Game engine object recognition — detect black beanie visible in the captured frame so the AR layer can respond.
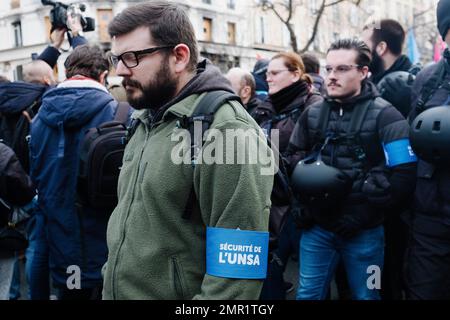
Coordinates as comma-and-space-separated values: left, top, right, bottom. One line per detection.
437, 0, 450, 40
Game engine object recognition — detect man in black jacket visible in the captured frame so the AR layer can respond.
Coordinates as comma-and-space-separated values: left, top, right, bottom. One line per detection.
361, 18, 416, 300
288, 39, 417, 300
404, 0, 450, 300
0, 142, 35, 300
362, 19, 416, 118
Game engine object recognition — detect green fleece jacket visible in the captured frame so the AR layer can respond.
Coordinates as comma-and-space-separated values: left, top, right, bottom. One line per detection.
102, 63, 274, 300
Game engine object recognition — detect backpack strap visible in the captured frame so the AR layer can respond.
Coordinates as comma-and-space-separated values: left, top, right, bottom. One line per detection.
114, 102, 131, 124
347, 99, 372, 136
345, 99, 372, 164
316, 101, 331, 141
181, 90, 241, 220
416, 59, 447, 113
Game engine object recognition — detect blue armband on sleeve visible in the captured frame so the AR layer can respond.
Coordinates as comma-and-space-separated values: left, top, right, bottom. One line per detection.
206, 227, 269, 279
383, 138, 417, 167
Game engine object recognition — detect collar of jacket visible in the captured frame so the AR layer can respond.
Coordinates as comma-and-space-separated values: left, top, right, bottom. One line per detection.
57, 78, 108, 92
269, 80, 310, 113
131, 94, 200, 129
370, 55, 412, 84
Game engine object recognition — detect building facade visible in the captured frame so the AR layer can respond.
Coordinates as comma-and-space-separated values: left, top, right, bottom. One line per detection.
0, 0, 440, 81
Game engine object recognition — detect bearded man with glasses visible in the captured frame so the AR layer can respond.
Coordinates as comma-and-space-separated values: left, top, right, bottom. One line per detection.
102, 1, 274, 300
286, 38, 417, 300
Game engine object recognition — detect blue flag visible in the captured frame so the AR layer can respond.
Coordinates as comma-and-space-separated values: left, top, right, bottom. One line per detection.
407, 28, 421, 64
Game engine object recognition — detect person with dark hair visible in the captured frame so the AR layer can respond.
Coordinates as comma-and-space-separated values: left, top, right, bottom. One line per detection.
0, 75, 9, 83
404, 0, 450, 300
287, 38, 417, 300
225, 67, 260, 114
103, 1, 273, 300
362, 19, 416, 118
29, 44, 122, 300
362, 18, 418, 300
301, 52, 325, 94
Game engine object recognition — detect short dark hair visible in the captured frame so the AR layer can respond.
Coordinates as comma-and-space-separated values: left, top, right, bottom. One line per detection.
108, 1, 198, 72
301, 52, 320, 74
64, 45, 109, 80
327, 38, 372, 67
363, 19, 405, 55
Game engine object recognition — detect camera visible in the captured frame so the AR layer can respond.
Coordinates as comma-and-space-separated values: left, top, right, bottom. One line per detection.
41, 0, 95, 33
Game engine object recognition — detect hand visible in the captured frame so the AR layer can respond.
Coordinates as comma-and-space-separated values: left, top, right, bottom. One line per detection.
50, 28, 66, 49
380, 74, 414, 117
67, 13, 83, 36
362, 169, 392, 207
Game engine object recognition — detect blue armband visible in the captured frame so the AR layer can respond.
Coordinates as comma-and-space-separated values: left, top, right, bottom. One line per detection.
206, 227, 269, 279
383, 138, 417, 167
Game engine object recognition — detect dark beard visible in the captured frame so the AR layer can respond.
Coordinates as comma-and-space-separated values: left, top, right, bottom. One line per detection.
122, 58, 178, 110
369, 49, 385, 78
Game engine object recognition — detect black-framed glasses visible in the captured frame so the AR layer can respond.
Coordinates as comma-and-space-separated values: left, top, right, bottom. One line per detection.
109, 45, 175, 68
324, 64, 363, 75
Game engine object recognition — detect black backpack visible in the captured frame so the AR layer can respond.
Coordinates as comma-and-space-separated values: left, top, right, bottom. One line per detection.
177, 90, 292, 249
0, 99, 41, 173
77, 102, 130, 211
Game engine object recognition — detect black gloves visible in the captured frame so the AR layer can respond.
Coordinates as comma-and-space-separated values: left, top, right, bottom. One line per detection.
379, 73, 414, 118
362, 168, 392, 208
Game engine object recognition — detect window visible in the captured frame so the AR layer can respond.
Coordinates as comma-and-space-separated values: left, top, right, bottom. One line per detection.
350, 5, 359, 27
227, 0, 235, 10
309, 0, 318, 15
260, 16, 265, 44
227, 22, 236, 45
203, 18, 212, 42
332, 5, 340, 22
14, 65, 23, 81
12, 21, 22, 47
97, 9, 114, 43
202, 0, 211, 4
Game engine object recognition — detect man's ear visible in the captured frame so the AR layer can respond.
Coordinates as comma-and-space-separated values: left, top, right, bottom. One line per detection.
360, 66, 370, 81
172, 44, 191, 73
241, 85, 251, 99
99, 70, 109, 86
376, 41, 388, 56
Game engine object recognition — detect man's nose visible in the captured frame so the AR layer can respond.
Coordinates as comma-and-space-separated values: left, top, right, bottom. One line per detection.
327, 73, 338, 82
115, 60, 132, 77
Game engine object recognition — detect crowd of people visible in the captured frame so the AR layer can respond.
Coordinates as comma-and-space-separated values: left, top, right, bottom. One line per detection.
0, 0, 450, 300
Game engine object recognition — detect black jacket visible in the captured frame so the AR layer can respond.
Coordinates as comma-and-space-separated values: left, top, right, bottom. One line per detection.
288, 81, 417, 235
408, 51, 450, 238
0, 143, 35, 225
371, 55, 415, 118
251, 81, 323, 152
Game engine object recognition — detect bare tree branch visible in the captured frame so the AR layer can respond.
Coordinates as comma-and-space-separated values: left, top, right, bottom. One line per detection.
258, 0, 362, 53
299, 0, 326, 53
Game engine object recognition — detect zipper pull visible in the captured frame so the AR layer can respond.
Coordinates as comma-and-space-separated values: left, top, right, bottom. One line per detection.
339, 107, 343, 117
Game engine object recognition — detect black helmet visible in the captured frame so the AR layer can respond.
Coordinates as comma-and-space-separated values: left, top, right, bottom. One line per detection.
410, 106, 450, 164
377, 71, 415, 95
291, 155, 352, 207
